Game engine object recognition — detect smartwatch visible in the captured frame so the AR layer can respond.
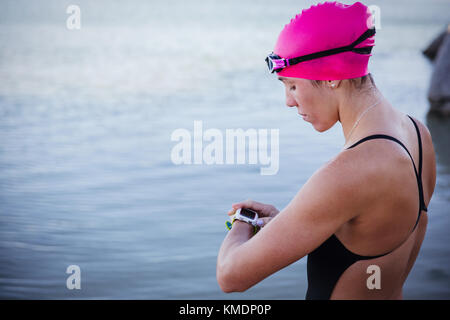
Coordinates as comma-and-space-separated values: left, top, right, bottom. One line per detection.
233, 208, 259, 227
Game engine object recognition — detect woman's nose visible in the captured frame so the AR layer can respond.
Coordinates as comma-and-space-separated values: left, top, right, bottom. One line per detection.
285, 93, 297, 108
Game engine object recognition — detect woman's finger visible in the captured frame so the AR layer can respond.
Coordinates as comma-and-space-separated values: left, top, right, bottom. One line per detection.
231, 199, 277, 217
232, 199, 266, 212
256, 217, 272, 228
227, 207, 238, 216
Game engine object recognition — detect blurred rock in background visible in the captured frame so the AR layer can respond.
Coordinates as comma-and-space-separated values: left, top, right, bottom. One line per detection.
424, 24, 450, 117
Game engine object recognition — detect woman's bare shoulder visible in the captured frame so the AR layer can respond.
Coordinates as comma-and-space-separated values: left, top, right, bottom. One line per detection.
315, 141, 403, 204
302, 147, 388, 215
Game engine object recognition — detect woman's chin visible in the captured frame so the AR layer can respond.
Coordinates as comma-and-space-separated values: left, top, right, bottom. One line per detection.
300, 116, 329, 132
312, 122, 330, 133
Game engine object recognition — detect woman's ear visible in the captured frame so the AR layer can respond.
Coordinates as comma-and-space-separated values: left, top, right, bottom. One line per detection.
328, 80, 342, 89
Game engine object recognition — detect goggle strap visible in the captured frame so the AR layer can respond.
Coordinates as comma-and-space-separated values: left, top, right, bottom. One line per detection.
351, 27, 376, 47
286, 28, 375, 67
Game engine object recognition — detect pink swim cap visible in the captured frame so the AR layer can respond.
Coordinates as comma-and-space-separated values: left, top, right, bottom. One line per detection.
273, 1, 375, 80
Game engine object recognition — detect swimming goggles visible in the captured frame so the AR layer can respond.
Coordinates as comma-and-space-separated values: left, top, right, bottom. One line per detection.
265, 28, 376, 73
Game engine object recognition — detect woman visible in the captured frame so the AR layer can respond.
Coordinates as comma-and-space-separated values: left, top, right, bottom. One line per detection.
216, 2, 436, 300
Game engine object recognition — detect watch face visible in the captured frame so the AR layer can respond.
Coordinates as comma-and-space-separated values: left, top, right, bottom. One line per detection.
240, 208, 257, 220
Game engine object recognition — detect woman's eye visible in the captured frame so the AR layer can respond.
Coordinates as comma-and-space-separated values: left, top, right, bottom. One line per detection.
290, 86, 296, 91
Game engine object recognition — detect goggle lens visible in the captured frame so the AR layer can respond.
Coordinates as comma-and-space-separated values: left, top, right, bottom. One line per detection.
265, 53, 286, 73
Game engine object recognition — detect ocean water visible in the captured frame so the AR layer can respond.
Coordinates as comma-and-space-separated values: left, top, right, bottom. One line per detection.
0, 0, 449, 299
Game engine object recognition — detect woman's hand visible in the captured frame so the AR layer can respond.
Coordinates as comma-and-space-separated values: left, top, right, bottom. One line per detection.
227, 199, 280, 228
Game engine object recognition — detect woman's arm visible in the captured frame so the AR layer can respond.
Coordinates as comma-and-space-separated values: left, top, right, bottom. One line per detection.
216, 151, 379, 293
216, 220, 255, 292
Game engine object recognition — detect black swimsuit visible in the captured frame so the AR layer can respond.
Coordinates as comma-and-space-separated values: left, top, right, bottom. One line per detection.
305, 115, 428, 300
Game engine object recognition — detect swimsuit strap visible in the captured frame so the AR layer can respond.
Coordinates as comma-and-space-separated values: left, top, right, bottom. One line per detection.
407, 115, 428, 214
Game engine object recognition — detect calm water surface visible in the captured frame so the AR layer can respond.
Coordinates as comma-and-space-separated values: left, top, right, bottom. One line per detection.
0, 0, 449, 299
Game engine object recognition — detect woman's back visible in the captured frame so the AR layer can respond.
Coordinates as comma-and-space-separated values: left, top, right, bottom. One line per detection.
310, 107, 436, 299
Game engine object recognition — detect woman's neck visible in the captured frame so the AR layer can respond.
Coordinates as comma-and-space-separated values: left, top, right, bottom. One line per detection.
338, 87, 384, 148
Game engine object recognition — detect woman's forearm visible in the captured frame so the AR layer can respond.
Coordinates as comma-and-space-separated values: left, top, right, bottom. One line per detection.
216, 220, 254, 292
